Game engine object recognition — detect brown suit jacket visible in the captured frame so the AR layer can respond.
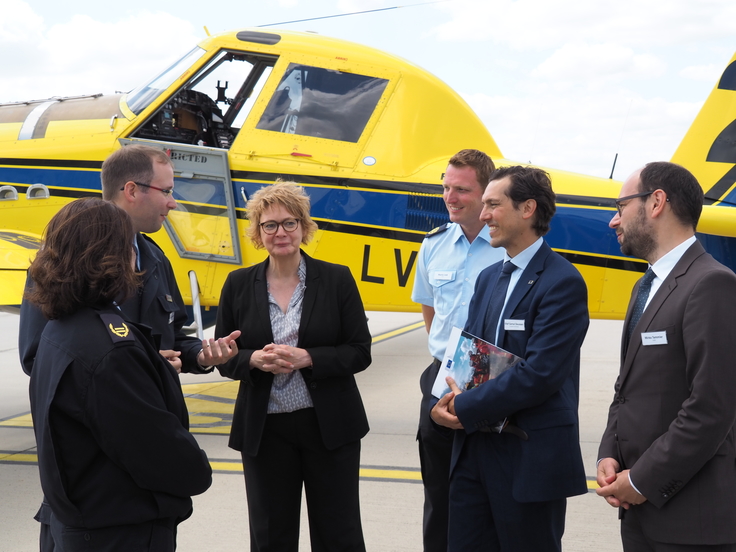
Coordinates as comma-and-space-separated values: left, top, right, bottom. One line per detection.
599, 240, 736, 545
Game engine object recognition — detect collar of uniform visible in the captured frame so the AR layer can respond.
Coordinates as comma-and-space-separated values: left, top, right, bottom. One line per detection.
449, 222, 492, 246
504, 236, 543, 271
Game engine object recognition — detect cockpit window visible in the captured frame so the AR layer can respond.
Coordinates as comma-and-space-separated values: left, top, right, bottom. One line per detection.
256, 64, 388, 143
126, 47, 207, 115
130, 49, 277, 149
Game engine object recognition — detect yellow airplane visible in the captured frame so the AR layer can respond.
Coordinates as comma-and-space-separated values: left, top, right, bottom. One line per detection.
1, 28, 735, 328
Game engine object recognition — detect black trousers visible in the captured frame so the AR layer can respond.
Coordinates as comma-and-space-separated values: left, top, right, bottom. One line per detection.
418, 358, 454, 552
49, 511, 176, 552
241, 408, 365, 552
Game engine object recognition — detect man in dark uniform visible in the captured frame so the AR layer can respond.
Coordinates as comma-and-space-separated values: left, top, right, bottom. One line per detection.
20, 144, 239, 375
19, 144, 239, 550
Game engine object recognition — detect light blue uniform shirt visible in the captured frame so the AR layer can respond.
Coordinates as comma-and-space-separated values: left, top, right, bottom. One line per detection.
412, 222, 505, 360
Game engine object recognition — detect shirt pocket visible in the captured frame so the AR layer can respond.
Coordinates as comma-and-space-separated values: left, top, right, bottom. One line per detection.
429, 270, 456, 288
429, 270, 457, 313
157, 295, 179, 325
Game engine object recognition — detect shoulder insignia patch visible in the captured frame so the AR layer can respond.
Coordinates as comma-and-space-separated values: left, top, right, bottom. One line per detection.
425, 223, 450, 238
99, 313, 135, 343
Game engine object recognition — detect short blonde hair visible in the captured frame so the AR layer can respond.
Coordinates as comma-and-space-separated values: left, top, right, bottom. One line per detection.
246, 181, 318, 249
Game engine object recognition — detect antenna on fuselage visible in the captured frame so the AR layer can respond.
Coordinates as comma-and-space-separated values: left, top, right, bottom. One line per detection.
609, 153, 618, 180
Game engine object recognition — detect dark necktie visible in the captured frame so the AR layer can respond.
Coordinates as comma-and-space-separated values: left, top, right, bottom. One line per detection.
626, 268, 656, 344
486, 261, 516, 345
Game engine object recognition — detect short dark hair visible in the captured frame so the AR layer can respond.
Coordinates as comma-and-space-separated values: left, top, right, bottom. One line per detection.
448, 149, 496, 191
490, 165, 556, 236
638, 162, 703, 230
101, 144, 173, 200
26, 198, 140, 319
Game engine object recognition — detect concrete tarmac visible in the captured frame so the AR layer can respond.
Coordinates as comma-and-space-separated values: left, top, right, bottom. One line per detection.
0, 311, 624, 551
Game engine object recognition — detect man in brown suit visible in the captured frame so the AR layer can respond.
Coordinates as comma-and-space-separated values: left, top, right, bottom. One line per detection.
597, 161, 736, 551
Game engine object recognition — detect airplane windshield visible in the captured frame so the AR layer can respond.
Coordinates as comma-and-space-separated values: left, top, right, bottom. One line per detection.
126, 47, 207, 115
131, 49, 276, 150
256, 64, 388, 143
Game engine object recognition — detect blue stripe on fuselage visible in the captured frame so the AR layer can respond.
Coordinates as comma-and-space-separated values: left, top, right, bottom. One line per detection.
0, 166, 101, 190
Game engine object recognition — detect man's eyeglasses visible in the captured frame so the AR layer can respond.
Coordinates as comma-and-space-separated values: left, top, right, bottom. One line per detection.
259, 218, 300, 234
614, 191, 653, 216
119, 182, 174, 197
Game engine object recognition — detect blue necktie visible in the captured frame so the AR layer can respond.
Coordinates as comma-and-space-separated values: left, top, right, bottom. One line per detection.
486, 261, 516, 345
627, 268, 655, 344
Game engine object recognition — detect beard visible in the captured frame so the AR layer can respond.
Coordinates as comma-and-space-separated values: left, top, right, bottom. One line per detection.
620, 204, 656, 260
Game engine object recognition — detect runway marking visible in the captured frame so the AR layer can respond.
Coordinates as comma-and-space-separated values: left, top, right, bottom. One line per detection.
372, 321, 424, 344
0, 412, 32, 428
0, 448, 602, 490
0, 321, 426, 435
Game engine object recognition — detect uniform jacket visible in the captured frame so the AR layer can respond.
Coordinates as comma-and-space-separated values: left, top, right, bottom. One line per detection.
19, 233, 204, 375
29, 306, 212, 531
215, 252, 371, 456
454, 241, 590, 502
598, 241, 736, 545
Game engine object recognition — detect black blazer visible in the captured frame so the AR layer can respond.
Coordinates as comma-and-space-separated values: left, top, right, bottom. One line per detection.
215, 252, 371, 456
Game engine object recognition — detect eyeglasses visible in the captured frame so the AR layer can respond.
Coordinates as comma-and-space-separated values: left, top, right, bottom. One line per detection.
259, 218, 300, 234
614, 191, 653, 216
119, 182, 174, 197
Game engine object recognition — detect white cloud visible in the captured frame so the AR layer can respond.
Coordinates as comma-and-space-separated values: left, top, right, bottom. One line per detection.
337, 0, 390, 11
0, 6, 200, 102
0, 0, 44, 42
463, 88, 703, 179
432, 0, 736, 49
680, 63, 723, 82
532, 43, 666, 84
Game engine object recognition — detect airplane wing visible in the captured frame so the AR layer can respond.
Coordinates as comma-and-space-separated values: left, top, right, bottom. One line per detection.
0, 230, 40, 313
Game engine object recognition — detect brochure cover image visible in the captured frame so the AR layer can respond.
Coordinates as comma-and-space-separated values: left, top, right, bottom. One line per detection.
432, 326, 522, 399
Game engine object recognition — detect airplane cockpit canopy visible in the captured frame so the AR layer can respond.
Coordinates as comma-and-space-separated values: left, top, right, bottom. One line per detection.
128, 45, 389, 151
129, 48, 276, 149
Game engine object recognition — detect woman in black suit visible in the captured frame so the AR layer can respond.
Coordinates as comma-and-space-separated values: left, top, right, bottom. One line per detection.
215, 182, 371, 552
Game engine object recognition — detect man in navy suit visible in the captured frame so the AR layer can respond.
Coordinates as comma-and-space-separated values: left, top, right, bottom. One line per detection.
432, 165, 589, 551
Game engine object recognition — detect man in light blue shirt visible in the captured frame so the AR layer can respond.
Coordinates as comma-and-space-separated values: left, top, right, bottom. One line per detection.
411, 149, 504, 552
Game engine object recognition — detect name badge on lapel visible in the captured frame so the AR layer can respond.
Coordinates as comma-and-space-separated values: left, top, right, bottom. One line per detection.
641, 331, 667, 346
504, 319, 525, 331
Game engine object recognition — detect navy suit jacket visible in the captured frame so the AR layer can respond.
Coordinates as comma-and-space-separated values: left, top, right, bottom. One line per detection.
453, 241, 589, 503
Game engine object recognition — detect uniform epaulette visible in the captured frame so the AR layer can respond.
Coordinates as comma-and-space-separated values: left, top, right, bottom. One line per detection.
425, 223, 450, 239
98, 313, 135, 344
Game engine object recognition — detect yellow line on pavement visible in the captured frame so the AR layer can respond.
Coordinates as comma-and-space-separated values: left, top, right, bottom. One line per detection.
372, 321, 424, 344
0, 452, 601, 490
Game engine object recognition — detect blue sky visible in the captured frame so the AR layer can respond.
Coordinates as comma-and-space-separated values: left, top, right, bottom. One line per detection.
2, 0, 734, 181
